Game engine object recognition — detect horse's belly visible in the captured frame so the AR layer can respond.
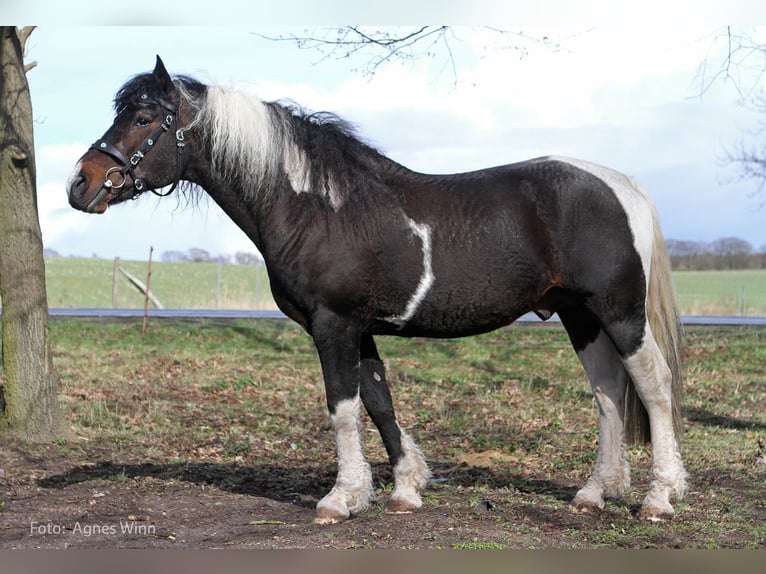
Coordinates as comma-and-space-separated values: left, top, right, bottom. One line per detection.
372, 290, 528, 338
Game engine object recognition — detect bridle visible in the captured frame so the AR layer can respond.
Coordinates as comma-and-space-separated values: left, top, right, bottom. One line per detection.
90, 93, 186, 199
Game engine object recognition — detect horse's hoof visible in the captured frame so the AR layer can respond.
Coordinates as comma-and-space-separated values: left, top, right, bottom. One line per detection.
314, 504, 350, 525
570, 496, 604, 514
638, 505, 675, 522
314, 509, 348, 525
385, 490, 423, 515
385, 498, 418, 515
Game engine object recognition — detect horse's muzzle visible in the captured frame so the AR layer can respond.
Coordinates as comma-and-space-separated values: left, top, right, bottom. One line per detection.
67, 172, 110, 213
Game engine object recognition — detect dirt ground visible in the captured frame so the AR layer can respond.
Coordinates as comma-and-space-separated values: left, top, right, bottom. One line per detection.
0, 442, 573, 549
2, 439, 763, 550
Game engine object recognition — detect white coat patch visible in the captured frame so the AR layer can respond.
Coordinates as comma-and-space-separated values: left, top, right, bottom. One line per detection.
385, 217, 434, 327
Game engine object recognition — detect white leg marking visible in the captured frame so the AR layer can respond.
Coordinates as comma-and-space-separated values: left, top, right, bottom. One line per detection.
387, 424, 431, 514
385, 217, 434, 327
623, 331, 688, 520
315, 395, 373, 524
571, 331, 631, 512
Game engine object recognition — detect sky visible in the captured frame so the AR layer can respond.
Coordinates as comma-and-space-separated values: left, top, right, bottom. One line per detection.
13, 3, 766, 260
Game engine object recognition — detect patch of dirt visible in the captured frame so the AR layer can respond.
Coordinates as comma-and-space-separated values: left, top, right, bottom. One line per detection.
2, 440, 761, 549
0, 440, 582, 549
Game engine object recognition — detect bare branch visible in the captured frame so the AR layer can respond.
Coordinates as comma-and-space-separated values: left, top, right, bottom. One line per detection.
694, 26, 766, 102
254, 26, 560, 87
694, 26, 766, 200
18, 26, 37, 73
17, 26, 35, 51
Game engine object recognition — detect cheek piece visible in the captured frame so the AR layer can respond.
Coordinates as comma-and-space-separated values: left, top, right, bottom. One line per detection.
89, 93, 185, 200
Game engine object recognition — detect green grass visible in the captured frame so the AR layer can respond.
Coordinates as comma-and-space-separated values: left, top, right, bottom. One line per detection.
43, 257, 275, 310
35, 258, 766, 315
673, 270, 766, 315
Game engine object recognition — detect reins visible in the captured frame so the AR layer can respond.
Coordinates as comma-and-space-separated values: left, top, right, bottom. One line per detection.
90, 92, 186, 199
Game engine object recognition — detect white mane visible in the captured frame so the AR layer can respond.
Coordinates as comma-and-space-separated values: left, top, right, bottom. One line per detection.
197, 85, 344, 208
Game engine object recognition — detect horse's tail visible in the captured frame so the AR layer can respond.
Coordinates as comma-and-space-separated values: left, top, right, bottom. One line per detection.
624, 201, 684, 445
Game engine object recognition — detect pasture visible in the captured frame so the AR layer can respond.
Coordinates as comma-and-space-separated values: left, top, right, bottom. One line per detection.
42, 257, 276, 310
0, 318, 763, 548
674, 270, 766, 316
39, 258, 766, 316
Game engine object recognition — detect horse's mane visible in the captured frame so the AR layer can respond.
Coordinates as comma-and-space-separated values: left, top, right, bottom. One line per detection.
113, 73, 205, 116
192, 81, 398, 209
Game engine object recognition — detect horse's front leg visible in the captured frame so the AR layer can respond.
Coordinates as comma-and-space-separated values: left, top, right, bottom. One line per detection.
312, 312, 374, 525
359, 334, 430, 514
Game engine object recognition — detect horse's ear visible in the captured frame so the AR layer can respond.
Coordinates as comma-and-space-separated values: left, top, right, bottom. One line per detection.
152, 55, 174, 94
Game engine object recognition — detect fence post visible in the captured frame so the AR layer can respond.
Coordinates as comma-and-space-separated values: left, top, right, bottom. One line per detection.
255, 264, 261, 309
216, 259, 223, 309
112, 257, 120, 308
738, 285, 745, 316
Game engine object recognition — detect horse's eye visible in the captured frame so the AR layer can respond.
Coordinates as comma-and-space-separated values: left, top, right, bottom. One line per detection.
136, 117, 151, 127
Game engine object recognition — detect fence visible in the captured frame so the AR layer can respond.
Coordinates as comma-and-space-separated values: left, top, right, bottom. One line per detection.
43, 257, 276, 311
672, 270, 766, 316
40, 258, 766, 316
111, 258, 276, 311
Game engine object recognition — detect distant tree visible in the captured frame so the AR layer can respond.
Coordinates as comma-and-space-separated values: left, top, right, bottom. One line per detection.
0, 27, 62, 441
234, 251, 263, 266
710, 236, 753, 269
42, 248, 60, 259
161, 250, 189, 262
187, 248, 212, 263
666, 239, 706, 270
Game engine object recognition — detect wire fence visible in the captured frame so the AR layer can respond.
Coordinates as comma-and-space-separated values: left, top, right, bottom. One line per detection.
35, 258, 766, 318
673, 270, 766, 316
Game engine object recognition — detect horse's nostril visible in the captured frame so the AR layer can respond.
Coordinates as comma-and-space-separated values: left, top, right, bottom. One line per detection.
69, 174, 88, 199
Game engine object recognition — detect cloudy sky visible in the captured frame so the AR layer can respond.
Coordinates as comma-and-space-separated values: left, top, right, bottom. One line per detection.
16, 3, 766, 260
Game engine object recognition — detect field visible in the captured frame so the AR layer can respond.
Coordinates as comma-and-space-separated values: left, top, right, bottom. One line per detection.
37, 258, 766, 316
674, 270, 766, 316
0, 318, 764, 548
42, 258, 276, 310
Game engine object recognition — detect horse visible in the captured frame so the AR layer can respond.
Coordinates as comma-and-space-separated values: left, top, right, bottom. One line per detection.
67, 56, 688, 524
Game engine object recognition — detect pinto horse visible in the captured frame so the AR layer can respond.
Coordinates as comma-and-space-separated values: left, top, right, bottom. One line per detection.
68, 57, 687, 524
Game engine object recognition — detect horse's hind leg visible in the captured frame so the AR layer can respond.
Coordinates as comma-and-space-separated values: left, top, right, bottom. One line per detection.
560, 308, 632, 512
620, 327, 687, 521
360, 334, 430, 514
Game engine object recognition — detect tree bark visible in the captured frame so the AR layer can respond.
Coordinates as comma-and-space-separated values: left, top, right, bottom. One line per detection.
0, 26, 62, 441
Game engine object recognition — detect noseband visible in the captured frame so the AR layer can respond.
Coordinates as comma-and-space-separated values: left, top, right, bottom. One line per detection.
90, 93, 186, 199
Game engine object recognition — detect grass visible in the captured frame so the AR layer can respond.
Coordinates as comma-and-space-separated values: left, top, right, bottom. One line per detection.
673, 270, 766, 315
22, 317, 766, 548
29, 258, 766, 315
42, 257, 276, 310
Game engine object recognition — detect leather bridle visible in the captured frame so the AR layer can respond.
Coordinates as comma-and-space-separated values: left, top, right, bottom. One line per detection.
90, 93, 186, 200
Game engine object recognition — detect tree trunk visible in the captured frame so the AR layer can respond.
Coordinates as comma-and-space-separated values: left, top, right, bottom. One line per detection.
0, 27, 62, 441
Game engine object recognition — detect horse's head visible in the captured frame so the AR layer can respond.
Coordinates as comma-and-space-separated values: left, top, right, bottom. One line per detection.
67, 56, 194, 213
